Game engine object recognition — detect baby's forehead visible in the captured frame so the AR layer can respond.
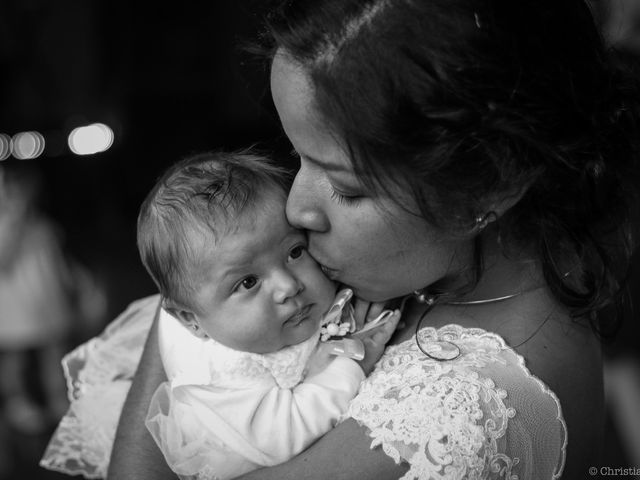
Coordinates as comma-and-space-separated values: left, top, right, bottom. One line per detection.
198, 187, 298, 246
191, 197, 303, 278
197, 182, 286, 227
234, 199, 301, 242
228, 186, 289, 228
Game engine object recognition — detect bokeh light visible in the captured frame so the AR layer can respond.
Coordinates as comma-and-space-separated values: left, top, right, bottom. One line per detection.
11, 131, 45, 160
68, 123, 114, 155
0, 133, 11, 161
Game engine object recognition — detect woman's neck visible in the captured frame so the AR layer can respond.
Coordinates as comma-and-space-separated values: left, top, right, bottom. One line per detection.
392, 236, 547, 345
420, 228, 543, 304
458, 232, 543, 304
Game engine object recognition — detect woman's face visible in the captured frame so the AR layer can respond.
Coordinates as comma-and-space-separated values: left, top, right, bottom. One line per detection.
270, 53, 471, 302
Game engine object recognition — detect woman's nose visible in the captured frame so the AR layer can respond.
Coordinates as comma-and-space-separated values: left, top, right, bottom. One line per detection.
286, 170, 329, 232
273, 269, 304, 304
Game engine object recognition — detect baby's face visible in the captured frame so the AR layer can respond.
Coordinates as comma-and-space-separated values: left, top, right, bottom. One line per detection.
190, 191, 336, 353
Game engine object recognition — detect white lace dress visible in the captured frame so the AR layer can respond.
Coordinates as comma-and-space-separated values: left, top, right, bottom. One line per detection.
346, 324, 567, 479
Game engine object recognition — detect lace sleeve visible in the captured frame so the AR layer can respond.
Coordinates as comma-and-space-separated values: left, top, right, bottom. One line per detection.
347, 324, 567, 480
39, 295, 160, 479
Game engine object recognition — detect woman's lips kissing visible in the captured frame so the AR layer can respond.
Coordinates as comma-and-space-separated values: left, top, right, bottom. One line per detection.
319, 264, 339, 280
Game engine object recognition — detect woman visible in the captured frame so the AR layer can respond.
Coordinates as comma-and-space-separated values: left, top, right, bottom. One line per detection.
109, 0, 639, 478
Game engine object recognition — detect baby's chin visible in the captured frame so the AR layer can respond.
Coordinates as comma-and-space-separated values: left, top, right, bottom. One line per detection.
286, 314, 323, 345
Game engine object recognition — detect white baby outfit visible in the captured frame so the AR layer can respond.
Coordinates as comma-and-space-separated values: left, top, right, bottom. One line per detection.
146, 307, 364, 480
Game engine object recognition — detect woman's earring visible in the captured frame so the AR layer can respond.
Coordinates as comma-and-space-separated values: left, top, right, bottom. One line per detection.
413, 289, 437, 306
474, 211, 498, 231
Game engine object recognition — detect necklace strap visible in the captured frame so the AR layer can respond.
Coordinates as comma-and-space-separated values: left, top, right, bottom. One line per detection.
446, 292, 522, 305
409, 285, 544, 361
412, 285, 545, 308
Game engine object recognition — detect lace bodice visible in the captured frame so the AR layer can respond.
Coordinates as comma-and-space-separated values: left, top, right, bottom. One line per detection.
347, 324, 567, 480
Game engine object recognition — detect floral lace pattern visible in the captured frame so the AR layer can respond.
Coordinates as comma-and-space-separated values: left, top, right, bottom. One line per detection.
347, 324, 567, 480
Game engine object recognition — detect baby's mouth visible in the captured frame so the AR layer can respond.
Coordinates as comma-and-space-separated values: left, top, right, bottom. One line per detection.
286, 304, 313, 326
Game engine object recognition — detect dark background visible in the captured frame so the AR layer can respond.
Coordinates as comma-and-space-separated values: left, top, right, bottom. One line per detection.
1, 0, 639, 478
1, 2, 288, 478
1, 0, 286, 323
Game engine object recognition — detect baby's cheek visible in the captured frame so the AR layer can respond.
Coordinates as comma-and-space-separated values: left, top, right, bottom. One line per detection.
305, 258, 335, 288
317, 275, 338, 312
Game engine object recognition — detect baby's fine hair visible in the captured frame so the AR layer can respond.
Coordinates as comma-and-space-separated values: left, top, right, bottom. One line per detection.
137, 150, 290, 309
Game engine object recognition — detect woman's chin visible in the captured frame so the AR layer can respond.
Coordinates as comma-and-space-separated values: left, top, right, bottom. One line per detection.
333, 270, 413, 302
343, 283, 398, 303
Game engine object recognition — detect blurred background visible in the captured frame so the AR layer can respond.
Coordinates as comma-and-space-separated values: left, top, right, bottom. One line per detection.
0, 0, 639, 478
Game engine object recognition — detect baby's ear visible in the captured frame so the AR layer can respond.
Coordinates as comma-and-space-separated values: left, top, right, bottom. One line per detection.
162, 298, 209, 339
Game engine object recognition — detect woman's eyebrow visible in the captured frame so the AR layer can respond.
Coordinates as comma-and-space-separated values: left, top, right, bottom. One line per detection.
292, 148, 350, 173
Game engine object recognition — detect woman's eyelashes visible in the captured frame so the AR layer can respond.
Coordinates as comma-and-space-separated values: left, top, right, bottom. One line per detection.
329, 186, 362, 206
291, 149, 363, 206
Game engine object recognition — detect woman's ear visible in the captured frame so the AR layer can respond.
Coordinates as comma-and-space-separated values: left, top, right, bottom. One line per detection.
161, 298, 209, 339
482, 180, 532, 220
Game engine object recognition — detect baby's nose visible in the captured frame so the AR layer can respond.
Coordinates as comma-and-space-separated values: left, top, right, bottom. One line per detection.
273, 269, 304, 304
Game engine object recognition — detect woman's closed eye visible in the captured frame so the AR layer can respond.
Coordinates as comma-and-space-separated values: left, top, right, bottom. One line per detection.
292, 149, 363, 206
329, 186, 362, 206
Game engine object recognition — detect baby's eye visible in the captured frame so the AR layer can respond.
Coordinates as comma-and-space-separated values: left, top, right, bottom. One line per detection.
289, 245, 305, 260
239, 276, 258, 291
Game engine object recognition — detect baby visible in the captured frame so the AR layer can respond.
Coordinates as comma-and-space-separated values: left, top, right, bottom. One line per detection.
137, 150, 400, 479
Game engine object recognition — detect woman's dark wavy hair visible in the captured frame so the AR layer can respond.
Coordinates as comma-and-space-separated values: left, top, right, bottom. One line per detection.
263, 0, 640, 335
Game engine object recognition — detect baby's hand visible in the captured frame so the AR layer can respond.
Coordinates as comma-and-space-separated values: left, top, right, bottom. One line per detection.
353, 309, 401, 375
319, 289, 402, 374
350, 297, 387, 332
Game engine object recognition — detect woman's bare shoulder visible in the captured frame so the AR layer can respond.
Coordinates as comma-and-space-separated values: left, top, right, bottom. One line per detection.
475, 287, 604, 477
446, 287, 603, 415
517, 292, 604, 478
